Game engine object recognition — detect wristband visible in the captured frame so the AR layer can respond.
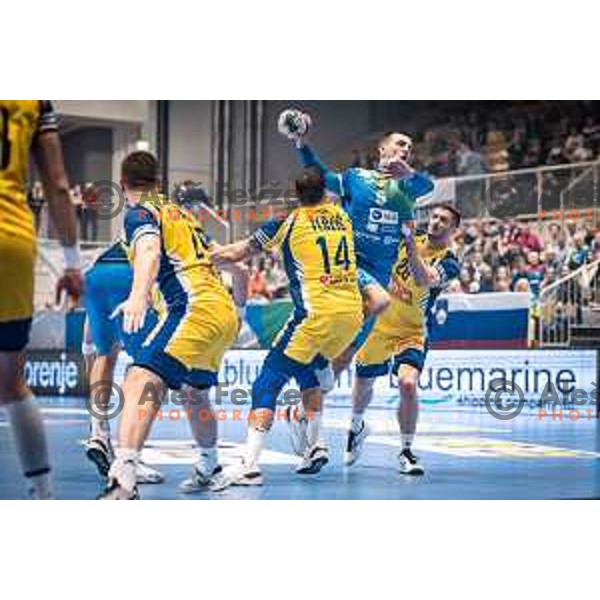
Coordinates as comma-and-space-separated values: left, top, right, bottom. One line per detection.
63, 244, 81, 270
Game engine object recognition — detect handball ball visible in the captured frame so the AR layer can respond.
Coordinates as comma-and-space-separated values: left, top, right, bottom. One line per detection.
278, 109, 311, 139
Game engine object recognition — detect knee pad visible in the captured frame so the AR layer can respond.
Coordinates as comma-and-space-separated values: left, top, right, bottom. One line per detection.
251, 367, 289, 411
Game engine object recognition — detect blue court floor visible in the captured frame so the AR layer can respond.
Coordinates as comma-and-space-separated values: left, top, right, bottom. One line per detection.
1, 396, 600, 499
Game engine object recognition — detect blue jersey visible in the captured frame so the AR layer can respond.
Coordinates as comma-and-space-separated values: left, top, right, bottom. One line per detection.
298, 145, 434, 287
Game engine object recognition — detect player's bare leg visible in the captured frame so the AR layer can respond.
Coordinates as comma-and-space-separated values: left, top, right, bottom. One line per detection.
344, 376, 375, 466
396, 365, 424, 475
83, 345, 119, 476
179, 385, 224, 492
99, 366, 166, 499
0, 351, 52, 499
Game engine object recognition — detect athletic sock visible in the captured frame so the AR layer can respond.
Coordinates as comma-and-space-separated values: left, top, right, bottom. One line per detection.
245, 427, 266, 470
108, 448, 139, 492
90, 416, 110, 440
306, 412, 322, 448
5, 397, 53, 499
197, 446, 218, 473
402, 433, 415, 450
351, 412, 364, 433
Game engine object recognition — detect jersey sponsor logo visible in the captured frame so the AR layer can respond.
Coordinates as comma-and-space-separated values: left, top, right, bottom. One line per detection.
369, 207, 399, 225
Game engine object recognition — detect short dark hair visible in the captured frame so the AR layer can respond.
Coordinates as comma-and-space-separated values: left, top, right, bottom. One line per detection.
295, 166, 325, 206
436, 203, 462, 228
121, 151, 159, 189
378, 131, 397, 146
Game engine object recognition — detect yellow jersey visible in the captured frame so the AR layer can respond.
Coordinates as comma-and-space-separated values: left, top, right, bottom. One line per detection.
0, 100, 58, 241
124, 195, 235, 311
377, 230, 460, 338
252, 201, 362, 317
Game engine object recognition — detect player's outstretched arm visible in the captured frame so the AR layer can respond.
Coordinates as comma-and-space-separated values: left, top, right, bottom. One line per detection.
211, 238, 261, 264
210, 242, 250, 307
32, 128, 84, 304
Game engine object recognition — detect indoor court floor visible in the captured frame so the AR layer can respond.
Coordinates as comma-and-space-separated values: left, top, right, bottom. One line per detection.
1, 396, 599, 499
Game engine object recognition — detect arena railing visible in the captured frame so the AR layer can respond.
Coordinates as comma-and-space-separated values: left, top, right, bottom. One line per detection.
538, 258, 600, 347
417, 159, 600, 224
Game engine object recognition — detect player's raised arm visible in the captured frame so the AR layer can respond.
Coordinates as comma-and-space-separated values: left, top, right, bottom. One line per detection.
278, 109, 345, 197
31, 101, 83, 303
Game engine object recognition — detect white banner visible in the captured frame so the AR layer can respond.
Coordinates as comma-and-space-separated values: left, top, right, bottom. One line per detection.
115, 348, 597, 412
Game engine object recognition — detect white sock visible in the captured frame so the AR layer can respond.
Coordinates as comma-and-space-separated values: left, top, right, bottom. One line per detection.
245, 427, 266, 470
306, 412, 322, 448
351, 412, 364, 433
5, 397, 53, 499
108, 448, 139, 492
402, 433, 415, 449
90, 416, 110, 440
197, 446, 217, 472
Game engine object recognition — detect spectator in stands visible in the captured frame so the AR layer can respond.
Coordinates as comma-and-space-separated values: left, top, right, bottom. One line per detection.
82, 182, 99, 241
27, 181, 45, 233
525, 250, 546, 298
459, 268, 472, 293
455, 139, 486, 176
567, 231, 591, 271
264, 257, 289, 299
248, 261, 269, 300
512, 221, 543, 253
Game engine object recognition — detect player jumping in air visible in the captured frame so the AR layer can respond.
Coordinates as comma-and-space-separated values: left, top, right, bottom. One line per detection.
347, 204, 460, 474
211, 167, 364, 486
0, 100, 83, 499
278, 109, 434, 453
98, 151, 247, 499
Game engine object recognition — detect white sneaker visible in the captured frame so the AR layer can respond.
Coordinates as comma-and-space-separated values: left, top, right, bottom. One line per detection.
284, 405, 308, 456
179, 462, 224, 494
344, 420, 369, 466
84, 435, 114, 478
398, 448, 425, 476
211, 460, 263, 491
136, 461, 165, 484
296, 444, 329, 475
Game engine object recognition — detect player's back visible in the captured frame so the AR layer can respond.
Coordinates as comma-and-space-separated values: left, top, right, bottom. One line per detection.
125, 196, 234, 310
0, 100, 56, 242
263, 201, 362, 317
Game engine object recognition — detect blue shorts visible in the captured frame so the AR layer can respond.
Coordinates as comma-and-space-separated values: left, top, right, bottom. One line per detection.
356, 346, 428, 379
84, 260, 157, 358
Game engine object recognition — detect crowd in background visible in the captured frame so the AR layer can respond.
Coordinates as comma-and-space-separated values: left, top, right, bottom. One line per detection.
351, 102, 600, 178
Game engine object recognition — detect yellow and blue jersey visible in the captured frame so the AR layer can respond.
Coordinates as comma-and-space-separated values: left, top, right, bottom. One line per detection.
123, 196, 239, 389
251, 201, 363, 371
124, 196, 234, 311
252, 201, 362, 319
356, 231, 459, 377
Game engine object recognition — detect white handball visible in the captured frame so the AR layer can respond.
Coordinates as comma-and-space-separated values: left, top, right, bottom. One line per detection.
277, 109, 311, 140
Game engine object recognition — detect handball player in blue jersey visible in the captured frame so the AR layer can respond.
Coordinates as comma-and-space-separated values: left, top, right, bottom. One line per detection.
278, 109, 434, 455
280, 109, 434, 376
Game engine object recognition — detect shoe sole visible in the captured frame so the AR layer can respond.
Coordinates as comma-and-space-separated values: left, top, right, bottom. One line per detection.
297, 455, 329, 475
399, 466, 425, 476
86, 446, 111, 478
